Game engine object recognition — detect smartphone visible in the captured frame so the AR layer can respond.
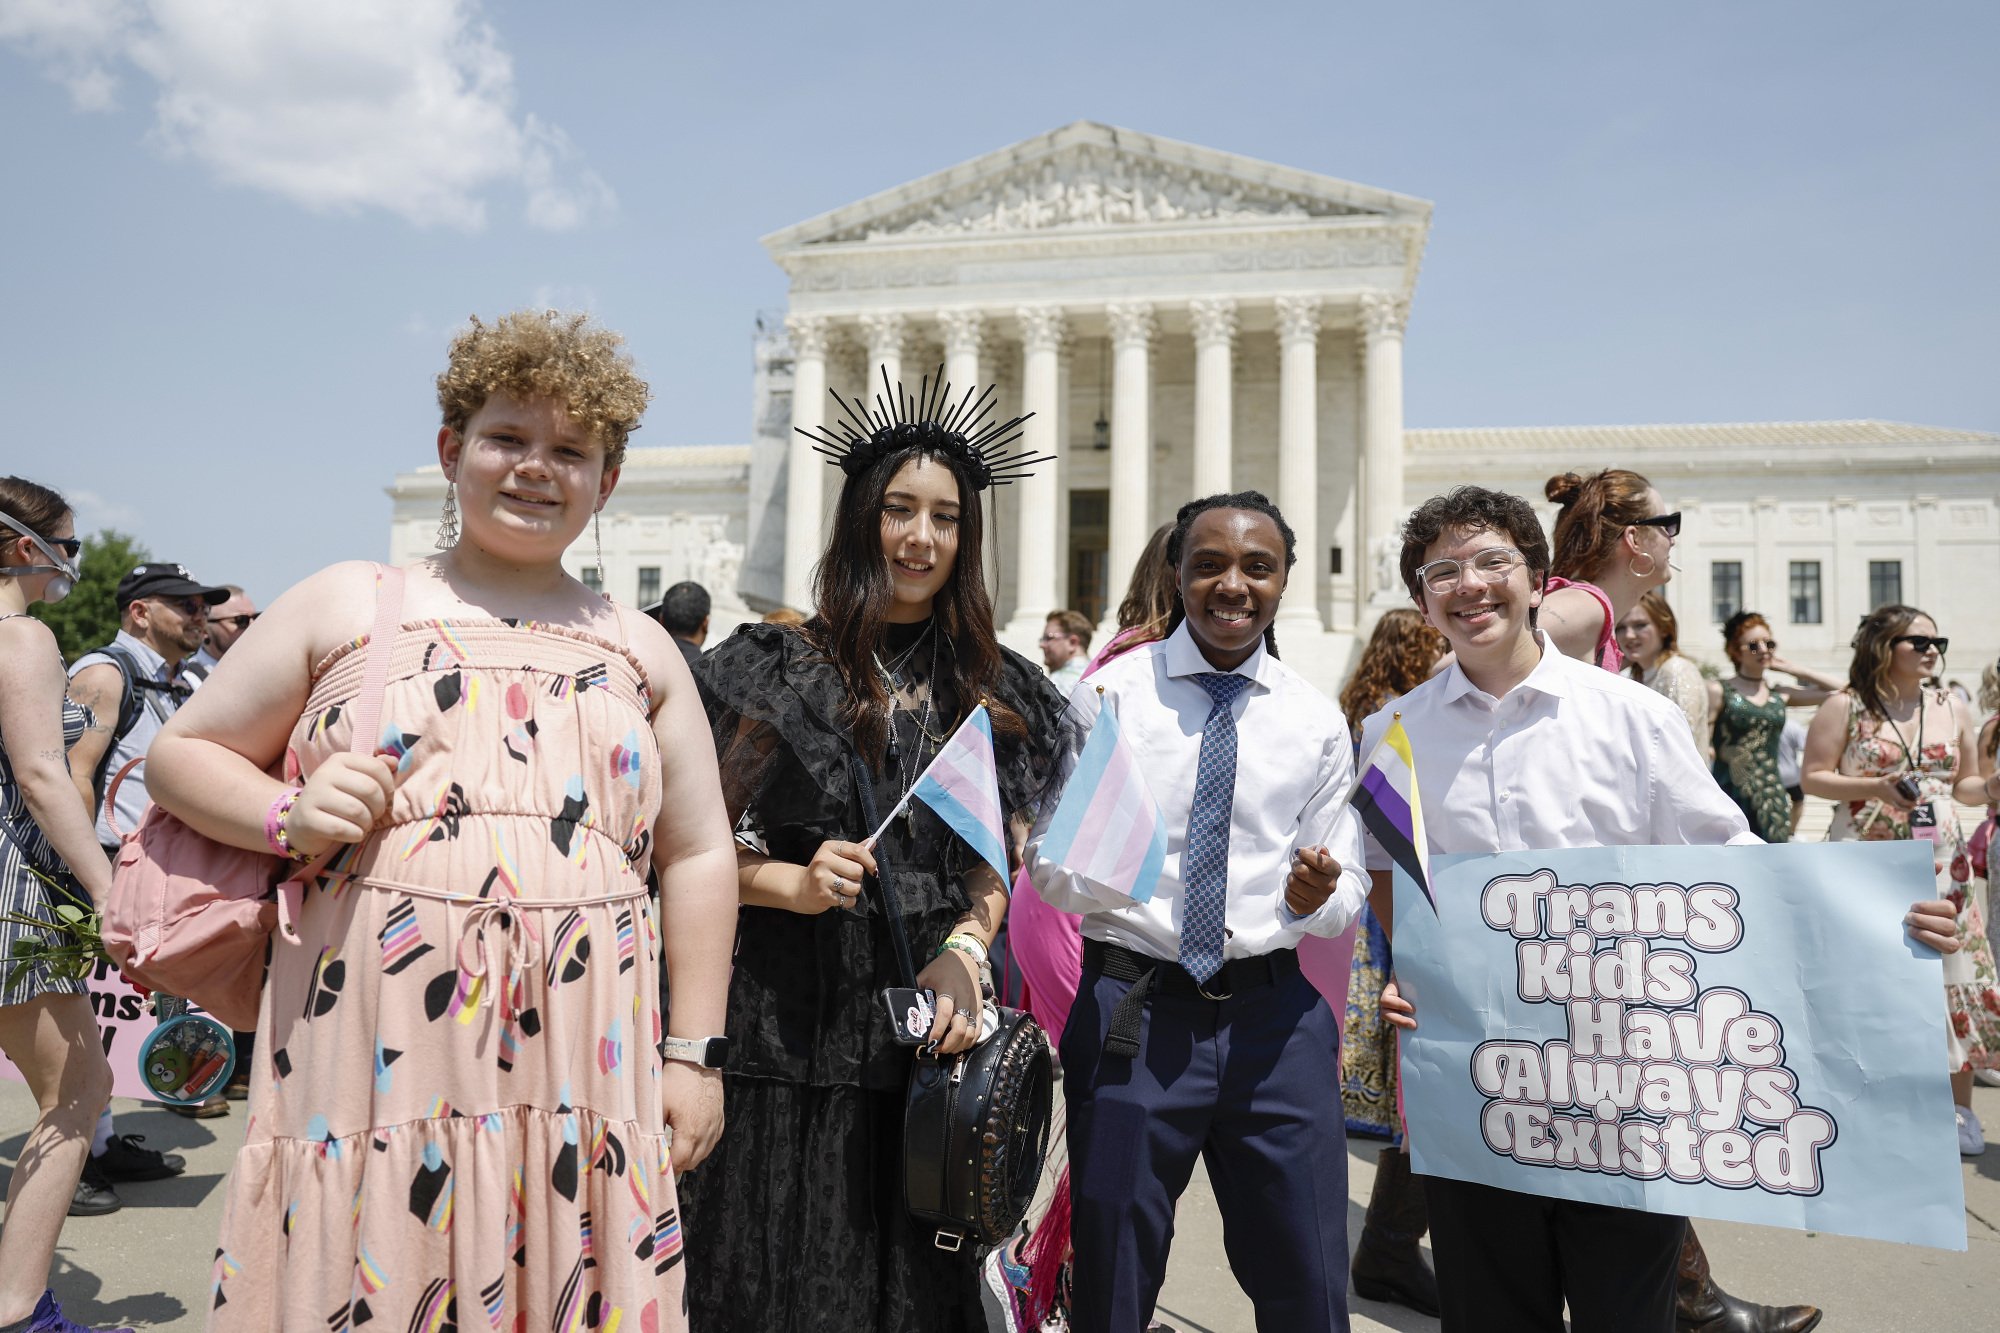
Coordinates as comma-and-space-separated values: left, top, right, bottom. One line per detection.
1893, 773, 1922, 804
882, 987, 937, 1046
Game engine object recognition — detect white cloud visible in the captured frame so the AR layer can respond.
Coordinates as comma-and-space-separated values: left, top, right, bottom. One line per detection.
0, 0, 612, 230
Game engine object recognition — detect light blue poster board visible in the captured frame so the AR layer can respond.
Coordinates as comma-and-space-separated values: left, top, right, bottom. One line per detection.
1393, 841, 1966, 1251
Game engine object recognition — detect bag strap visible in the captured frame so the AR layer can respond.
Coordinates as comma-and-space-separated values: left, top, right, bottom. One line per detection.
277, 564, 407, 942
846, 752, 919, 990
346, 563, 407, 758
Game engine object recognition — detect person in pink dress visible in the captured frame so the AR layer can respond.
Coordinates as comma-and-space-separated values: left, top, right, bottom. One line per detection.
147, 311, 740, 1333
1539, 467, 1682, 673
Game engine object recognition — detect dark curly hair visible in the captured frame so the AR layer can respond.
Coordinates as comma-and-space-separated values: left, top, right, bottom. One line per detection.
1399, 487, 1551, 607
1165, 491, 1297, 658
1339, 609, 1447, 731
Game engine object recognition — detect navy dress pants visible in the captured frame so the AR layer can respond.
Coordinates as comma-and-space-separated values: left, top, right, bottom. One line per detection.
1061, 957, 1351, 1333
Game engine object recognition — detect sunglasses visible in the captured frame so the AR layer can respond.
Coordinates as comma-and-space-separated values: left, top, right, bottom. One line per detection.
212, 613, 258, 631
1892, 634, 1949, 655
1634, 511, 1682, 539
152, 595, 209, 618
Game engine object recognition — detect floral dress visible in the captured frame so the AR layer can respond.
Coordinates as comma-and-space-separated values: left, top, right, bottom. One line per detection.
1825, 689, 2000, 1073
1712, 683, 1792, 843
210, 620, 684, 1331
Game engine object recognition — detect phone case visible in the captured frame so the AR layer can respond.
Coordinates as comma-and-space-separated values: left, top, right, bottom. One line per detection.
882, 987, 937, 1046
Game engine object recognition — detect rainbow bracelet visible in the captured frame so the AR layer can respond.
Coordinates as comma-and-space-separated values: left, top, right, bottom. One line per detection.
265, 788, 306, 860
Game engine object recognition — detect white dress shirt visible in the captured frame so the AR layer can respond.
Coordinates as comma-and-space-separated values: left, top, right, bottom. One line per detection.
1360, 632, 1757, 868
1029, 620, 1370, 963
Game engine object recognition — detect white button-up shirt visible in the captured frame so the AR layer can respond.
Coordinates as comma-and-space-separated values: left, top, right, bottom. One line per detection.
1028, 620, 1370, 963
1360, 632, 1757, 866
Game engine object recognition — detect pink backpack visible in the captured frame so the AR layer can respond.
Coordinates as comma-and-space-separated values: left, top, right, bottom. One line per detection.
101, 566, 405, 1030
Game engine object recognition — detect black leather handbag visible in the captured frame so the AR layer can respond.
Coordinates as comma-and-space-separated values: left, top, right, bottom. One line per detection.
850, 754, 1055, 1253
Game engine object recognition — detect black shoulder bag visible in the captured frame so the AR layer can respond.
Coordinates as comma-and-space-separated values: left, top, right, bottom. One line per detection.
846, 752, 1055, 1253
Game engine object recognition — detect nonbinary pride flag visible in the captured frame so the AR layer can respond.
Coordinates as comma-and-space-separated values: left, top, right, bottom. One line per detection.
1035, 696, 1169, 905
909, 705, 1011, 884
1353, 714, 1434, 912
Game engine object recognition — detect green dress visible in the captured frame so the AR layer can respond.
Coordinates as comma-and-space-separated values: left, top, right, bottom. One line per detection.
1711, 683, 1792, 842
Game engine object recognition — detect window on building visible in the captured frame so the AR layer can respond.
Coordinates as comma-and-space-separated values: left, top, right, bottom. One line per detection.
1788, 561, 1821, 624
637, 566, 661, 606
1711, 562, 1742, 624
1868, 560, 1902, 610
581, 566, 602, 593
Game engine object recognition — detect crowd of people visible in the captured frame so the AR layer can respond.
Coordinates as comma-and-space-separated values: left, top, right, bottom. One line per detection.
0, 307, 1992, 1333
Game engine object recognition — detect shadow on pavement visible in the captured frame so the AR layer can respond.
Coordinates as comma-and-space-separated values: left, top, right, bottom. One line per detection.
50, 1253, 188, 1330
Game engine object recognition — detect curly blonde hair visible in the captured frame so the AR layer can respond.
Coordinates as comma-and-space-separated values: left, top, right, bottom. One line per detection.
435, 310, 650, 467
1339, 608, 1447, 731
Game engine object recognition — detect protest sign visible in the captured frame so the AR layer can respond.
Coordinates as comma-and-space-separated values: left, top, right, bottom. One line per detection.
0, 957, 189, 1102
1394, 841, 1966, 1251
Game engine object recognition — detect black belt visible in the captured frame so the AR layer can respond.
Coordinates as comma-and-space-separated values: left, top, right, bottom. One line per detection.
1084, 939, 1301, 1059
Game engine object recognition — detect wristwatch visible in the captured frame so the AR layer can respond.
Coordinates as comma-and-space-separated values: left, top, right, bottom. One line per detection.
658, 1035, 731, 1069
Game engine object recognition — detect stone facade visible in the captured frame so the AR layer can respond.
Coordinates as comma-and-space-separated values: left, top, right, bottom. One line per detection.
388, 122, 2000, 694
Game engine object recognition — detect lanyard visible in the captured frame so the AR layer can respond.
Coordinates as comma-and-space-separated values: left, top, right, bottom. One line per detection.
1880, 692, 1926, 775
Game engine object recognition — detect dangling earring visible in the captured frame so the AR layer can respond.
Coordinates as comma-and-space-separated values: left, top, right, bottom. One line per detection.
436, 482, 459, 549
1629, 550, 1657, 579
593, 511, 605, 579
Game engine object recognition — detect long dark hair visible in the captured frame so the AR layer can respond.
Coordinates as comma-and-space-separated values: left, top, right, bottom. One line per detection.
1164, 490, 1297, 659
1846, 603, 1930, 720
808, 446, 1021, 768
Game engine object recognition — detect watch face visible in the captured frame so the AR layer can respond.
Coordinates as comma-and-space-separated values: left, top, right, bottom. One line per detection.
701, 1037, 732, 1068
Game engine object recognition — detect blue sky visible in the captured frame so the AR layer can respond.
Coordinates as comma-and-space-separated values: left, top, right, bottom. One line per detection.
3, 1, 1994, 604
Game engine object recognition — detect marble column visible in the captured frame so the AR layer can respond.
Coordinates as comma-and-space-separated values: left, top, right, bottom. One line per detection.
782, 313, 830, 613
1275, 295, 1323, 627
1189, 297, 1238, 498
859, 311, 906, 417
1005, 306, 1066, 639
1105, 301, 1156, 634
1360, 293, 1409, 603
938, 307, 984, 420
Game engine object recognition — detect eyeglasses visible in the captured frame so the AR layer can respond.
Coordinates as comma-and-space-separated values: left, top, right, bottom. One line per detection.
1739, 639, 1777, 653
1414, 546, 1525, 596
1634, 511, 1682, 539
1893, 634, 1949, 655
1037, 633, 1068, 644
212, 613, 258, 631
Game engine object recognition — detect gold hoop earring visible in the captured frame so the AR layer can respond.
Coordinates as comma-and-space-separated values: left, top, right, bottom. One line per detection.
1629, 550, 1657, 579
435, 482, 459, 549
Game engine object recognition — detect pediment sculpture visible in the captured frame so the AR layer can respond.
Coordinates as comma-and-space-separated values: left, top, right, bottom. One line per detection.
834, 146, 1369, 242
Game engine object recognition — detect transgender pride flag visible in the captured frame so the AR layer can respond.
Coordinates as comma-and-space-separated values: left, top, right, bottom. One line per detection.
1352, 715, 1435, 913
1034, 699, 1169, 905
873, 705, 1012, 884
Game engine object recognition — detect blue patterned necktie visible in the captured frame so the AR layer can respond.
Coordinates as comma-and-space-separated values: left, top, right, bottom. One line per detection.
1179, 671, 1250, 983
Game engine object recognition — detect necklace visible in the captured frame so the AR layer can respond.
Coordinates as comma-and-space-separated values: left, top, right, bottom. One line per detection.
877, 628, 943, 834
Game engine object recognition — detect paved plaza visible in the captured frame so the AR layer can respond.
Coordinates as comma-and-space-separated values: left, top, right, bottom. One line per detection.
4, 1077, 1995, 1332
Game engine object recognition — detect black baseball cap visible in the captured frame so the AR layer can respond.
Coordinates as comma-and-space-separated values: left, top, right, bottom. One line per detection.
115, 563, 231, 610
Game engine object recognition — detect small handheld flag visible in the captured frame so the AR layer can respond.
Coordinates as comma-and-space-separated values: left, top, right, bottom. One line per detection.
868, 705, 1012, 884
1034, 691, 1169, 905
1352, 714, 1434, 913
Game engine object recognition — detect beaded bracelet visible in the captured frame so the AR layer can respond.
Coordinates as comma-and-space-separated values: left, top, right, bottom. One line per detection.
265, 788, 307, 860
938, 932, 989, 966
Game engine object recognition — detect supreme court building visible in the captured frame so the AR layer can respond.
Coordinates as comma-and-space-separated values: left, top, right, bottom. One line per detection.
389, 122, 2000, 692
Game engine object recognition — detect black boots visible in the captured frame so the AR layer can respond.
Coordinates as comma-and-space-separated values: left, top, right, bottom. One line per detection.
1351, 1146, 1439, 1318
1675, 1225, 1822, 1333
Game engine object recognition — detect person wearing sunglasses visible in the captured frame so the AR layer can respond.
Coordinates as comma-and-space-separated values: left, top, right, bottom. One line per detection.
1539, 472, 1820, 1332
1803, 604, 2000, 1158
1538, 467, 1681, 672
1702, 611, 1841, 845
185, 585, 258, 681
0, 478, 135, 1333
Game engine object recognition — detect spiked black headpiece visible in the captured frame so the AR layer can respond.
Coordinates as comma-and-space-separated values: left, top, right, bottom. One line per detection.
799, 365, 1052, 490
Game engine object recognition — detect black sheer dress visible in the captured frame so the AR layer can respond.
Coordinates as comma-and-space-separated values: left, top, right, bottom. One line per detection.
679, 618, 1065, 1333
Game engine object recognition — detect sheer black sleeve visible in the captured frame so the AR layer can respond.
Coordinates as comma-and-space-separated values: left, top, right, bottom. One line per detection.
692, 622, 855, 845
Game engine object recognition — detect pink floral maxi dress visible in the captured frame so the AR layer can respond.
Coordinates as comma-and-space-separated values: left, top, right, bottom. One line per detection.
210, 620, 683, 1332
1825, 689, 2000, 1073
